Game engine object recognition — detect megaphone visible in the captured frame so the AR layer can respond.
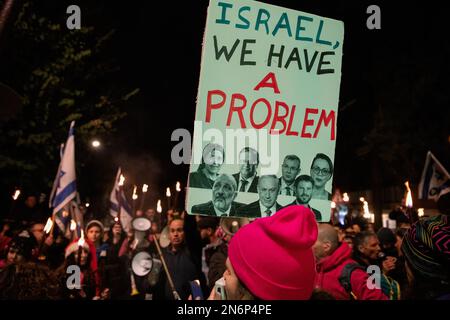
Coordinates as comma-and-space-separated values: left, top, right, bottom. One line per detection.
131, 217, 151, 250
220, 217, 250, 236
132, 251, 153, 276
159, 225, 170, 248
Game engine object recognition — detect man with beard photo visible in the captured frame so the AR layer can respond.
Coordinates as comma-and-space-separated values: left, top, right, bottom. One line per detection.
191, 174, 244, 217
288, 175, 322, 221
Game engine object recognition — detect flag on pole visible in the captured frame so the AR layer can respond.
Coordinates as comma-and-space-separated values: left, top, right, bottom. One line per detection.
418, 151, 450, 201
49, 143, 65, 208
50, 121, 77, 236
52, 121, 77, 213
110, 167, 132, 232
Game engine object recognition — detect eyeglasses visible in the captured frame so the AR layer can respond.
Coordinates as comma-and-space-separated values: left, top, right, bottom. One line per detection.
311, 167, 331, 176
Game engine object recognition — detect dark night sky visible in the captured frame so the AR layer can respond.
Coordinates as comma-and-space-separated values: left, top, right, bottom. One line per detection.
1, 0, 449, 212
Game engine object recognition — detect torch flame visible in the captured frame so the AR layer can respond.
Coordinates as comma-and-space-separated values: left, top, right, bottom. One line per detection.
331, 201, 336, 209
12, 189, 21, 200
157, 200, 162, 213
359, 197, 365, 202
166, 187, 171, 197
362, 201, 373, 223
343, 193, 349, 202
78, 230, 85, 247
70, 219, 76, 231
114, 216, 119, 222
132, 185, 138, 200
118, 174, 125, 187
405, 181, 413, 208
43, 218, 53, 234
418, 208, 425, 217
142, 184, 148, 193
176, 182, 181, 192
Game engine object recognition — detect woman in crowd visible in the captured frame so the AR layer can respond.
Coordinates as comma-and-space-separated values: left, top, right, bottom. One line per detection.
208, 205, 318, 300
55, 238, 104, 299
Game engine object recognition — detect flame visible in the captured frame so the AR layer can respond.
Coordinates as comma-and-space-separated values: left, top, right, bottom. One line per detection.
331, 201, 336, 209
118, 174, 125, 187
132, 185, 138, 200
157, 200, 162, 213
343, 193, 349, 202
12, 189, 21, 200
418, 208, 424, 217
176, 182, 181, 192
70, 219, 76, 231
78, 230, 85, 247
142, 184, 148, 193
166, 187, 171, 197
363, 201, 371, 220
43, 218, 53, 234
114, 216, 119, 222
85, 203, 90, 208
405, 181, 413, 208
359, 197, 365, 202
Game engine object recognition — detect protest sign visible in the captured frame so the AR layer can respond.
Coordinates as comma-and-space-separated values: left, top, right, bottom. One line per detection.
187, 0, 344, 221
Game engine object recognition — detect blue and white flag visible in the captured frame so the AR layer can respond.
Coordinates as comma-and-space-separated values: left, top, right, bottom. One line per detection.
110, 167, 133, 232
51, 121, 77, 214
418, 151, 450, 201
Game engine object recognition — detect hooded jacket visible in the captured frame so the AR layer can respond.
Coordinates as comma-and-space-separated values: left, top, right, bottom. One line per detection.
315, 242, 388, 300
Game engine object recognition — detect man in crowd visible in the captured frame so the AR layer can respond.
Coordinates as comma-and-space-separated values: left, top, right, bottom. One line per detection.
313, 224, 387, 300
197, 216, 228, 290
153, 218, 202, 300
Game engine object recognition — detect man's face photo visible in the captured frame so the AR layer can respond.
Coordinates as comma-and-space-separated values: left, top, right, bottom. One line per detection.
212, 175, 237, 212
296, 180, 313, 205
258, 176, 279, 209
239, 148, 258, 179
281, 158, 300, 184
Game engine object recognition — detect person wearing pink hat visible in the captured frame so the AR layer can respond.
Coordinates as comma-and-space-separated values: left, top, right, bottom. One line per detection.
209, 205, 318, 300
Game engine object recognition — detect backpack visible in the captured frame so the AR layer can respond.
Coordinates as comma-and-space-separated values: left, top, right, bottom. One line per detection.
338, 263, 366, 300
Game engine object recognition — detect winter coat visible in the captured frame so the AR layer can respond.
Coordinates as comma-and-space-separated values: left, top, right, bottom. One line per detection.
315, 242, 388, 300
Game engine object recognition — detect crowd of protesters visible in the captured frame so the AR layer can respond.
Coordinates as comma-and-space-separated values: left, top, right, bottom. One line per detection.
0, 192, 449, 300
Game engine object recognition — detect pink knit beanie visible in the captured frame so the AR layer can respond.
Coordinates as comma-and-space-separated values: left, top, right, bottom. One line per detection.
228, 205, 318, 300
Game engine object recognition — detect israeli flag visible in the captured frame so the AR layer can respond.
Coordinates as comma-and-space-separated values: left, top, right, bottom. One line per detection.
110, 167, 133, 232
418, 151, 450, 201
51, 121, 77, 214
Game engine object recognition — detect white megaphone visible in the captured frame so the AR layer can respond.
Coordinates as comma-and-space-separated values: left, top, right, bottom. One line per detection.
159, 226, 170, 248
132, 251, 153, 276
131, 217, 151, 249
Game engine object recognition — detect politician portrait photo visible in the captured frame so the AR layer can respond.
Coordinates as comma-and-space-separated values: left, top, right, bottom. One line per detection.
188, 143, 224, 189
278, 154, 301, 196
191, 173, 244, 217
233, 147, 259, 193
236, 175, 282, 218
287, 175, 322, 221
310, 153, 333, 200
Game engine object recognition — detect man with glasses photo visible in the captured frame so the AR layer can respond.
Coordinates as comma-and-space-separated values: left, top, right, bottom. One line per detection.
310, 153, 333, 200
